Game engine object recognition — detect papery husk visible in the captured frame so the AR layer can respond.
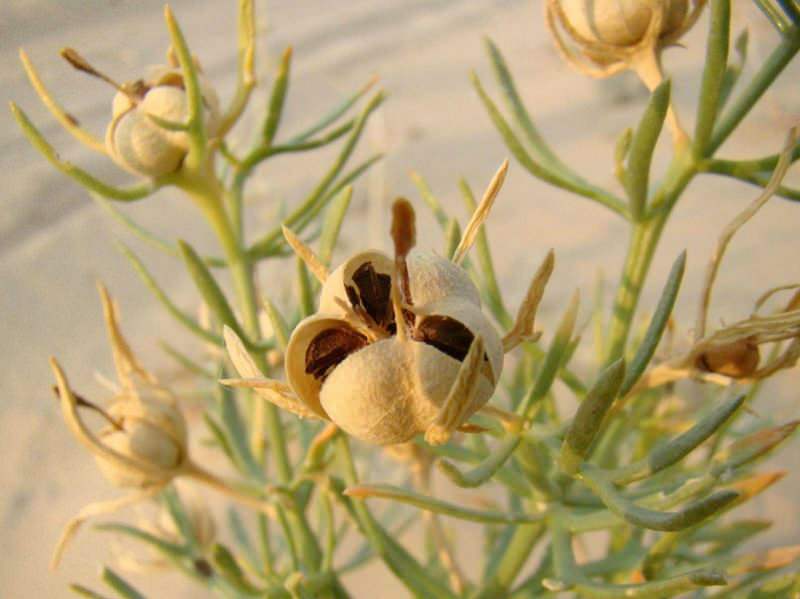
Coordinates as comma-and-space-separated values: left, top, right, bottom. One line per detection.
285, 314, 369, 419
318, 249, 480, 317
319, 337, 493, 445
415, 297, 503, 384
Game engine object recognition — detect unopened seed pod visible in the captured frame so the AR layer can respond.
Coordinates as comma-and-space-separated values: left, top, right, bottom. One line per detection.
94, 396, 187, 488
105, 66, 220, 177
560, 0, 689, 47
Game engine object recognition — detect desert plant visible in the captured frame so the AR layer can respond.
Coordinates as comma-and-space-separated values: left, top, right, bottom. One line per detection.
10, 0, 800, 597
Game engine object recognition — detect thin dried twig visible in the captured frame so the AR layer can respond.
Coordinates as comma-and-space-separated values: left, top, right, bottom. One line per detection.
695, 127, 798, 341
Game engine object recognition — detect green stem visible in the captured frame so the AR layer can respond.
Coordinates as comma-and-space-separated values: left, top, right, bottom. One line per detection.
604, 217, 666, 364
709, 26, 800, 154
176, 167, 325, 573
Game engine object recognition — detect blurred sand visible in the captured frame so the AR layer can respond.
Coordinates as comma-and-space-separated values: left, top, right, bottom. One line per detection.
1, 1, 799, 596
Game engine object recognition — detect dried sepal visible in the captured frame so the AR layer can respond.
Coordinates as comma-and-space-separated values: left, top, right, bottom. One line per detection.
222, 326, 322, 419
452, 159, 508, 265
18, 48, 106, 153
51, 486, 162, 570
425, 335, 486, 445
282, 225, 329, 283
502, 249, 555, 352
98, 282, 158, 395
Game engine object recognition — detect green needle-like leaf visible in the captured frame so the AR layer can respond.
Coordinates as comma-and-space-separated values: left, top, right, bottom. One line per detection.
345, 483, 542, 524
117, 242, 223, 346
619, 250, 686, 396
101, 566, 146, 599
580, 467, 740, 531
648, 394, 745, 474
444, 218, 461, 261
178, 239, 246, 341
695, 0, 731, 155
70, 585, 114, 599
612, 393, 745, 484
627, 80, 671, 220
559, 358, 626, 475
163, 6, 206, 164
287, 77, 377, 144
248, 92, 384, 259
212, 543, 262, 595
10, 102, 154, 201
263, 47, 292, 145
484, 37, 565, 169
438, 436, 521, 488
471, 73, 628, 218
718, 29, 749, 109
318, 186, 353, 267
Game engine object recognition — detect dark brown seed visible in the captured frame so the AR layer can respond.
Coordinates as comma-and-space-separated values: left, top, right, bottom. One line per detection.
416, 315, 474, 362
351, 262, 393, 330
194, 558, 213, 577
305, 327, 368, 381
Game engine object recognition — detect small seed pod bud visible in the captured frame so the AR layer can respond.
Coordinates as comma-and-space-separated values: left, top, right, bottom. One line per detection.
105, 66, 220, 177
95, 396, 188, 488
696, 338, 760, 379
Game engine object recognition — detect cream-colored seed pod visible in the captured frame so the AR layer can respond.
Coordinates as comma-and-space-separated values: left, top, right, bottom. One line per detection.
105, 68, 220, 177
223, 161, 556, 447
320, 338, 494, 445
285, 294, 502, 445
560, 0, 688, 46
95, 397, 188, 488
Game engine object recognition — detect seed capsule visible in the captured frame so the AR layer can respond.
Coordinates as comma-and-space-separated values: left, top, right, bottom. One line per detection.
224, 161, 555, 446
94, 396, 188, 488
559, 0, 689, 47
105, 66, 220, 177
696, 338, 760, 379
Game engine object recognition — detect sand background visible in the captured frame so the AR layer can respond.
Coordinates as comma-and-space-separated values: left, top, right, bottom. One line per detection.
1, 1, 799, 596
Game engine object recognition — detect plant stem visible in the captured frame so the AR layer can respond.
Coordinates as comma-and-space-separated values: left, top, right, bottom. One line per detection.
179, 170, 283, 472
176, 166, 325, 573
709, 26, 800, 154
605, 24, 800, 364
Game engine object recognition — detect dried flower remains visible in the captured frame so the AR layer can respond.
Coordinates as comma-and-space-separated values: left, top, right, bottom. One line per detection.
223, 160, 555, 445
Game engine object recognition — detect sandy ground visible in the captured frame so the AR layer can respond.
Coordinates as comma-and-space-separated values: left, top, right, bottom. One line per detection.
1, 1, 799, 597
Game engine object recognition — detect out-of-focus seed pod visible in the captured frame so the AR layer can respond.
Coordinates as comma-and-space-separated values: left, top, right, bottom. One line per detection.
559, 0, 689, 48
696, 338, 760, 379
95, 396, 188, 488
